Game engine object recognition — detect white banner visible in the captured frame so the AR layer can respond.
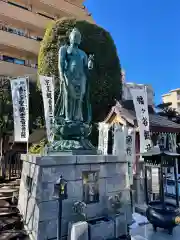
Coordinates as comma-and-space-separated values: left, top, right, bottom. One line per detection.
152, 168, 159, 193
39, 75, 54, 143
125, 127, 135, 185
113, 124, 135, 185
98, 122, 109, 154
10, 78, 29, 142
130, 87, 151, 153
113, 123, 126, 156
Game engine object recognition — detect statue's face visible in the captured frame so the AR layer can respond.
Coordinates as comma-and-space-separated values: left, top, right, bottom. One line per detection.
69, 29, 81, 45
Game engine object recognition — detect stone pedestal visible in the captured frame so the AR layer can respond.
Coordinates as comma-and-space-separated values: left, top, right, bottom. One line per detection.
134, 161, 145, 205
68, 221, 88, 240
89, 218, 114, 240
114, 212, 128, 238
18, 154, 132, 240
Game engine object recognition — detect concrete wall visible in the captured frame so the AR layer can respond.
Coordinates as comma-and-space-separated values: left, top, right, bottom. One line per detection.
122, 82, 155, 107
0, 61, 36, 77
0, 30, 39, 56
18, 154, 132, 240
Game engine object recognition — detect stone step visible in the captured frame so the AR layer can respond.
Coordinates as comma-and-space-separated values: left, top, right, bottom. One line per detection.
0, 183, 19, 204
0, 199, 10, 206
0, 186, 19, 198
0, 216, 22, 231
0, 196, 13, 201
0, 200, 19, 217
0, 186, 19, 190
0, 177, 21, 183
0, 181, 20, 188
0, 210, 19, 217
0, 230, 27, 240
0, 199, 10, 213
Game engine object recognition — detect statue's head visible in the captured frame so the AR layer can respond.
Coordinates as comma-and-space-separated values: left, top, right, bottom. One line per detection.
69, 28, 81, 45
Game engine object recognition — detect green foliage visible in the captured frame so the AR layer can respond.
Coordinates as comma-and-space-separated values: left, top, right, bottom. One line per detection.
28, 81, 45, 132
156, 102, 172, 109
156, 102, 178, 118
29, 139, 47, 154
38, 17, 122, 122
0, 78, 13, 138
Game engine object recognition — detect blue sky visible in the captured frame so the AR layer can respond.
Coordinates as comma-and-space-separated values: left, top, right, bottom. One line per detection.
85, 0, 180, 105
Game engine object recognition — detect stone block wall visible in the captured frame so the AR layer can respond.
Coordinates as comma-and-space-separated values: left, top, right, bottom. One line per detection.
18, 154, 132, 240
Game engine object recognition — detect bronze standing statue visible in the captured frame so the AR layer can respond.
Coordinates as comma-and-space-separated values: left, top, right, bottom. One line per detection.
48, 28, 95, 153
55, 28, 94, 123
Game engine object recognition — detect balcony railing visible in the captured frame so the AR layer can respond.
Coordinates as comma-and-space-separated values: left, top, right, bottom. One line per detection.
1, 0, 89, 18
0, 55, 38, 69
65, 0, 86, 9
7, 0, 29, 11
0, 22, 43, 42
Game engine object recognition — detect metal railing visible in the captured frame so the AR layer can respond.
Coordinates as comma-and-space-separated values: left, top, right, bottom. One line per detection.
0, 22, 43, 42
0, 55, 38, 69
0, 150, 22, 181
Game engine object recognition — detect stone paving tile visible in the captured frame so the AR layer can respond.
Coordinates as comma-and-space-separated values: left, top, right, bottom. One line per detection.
130, 223, 180, 240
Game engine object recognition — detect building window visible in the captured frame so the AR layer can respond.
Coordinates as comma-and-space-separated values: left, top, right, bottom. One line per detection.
29, 35, 42, 41
7, 26, 25, 37
8, 1, 29, 11
14, 58, 25, 65
30, 63, 38, 68
82, 171, 99, 204
2, 55, 25, 65
37, 36, 43, 41
1, 55, 38, 67
2, 55, 14, 63
1, 22, 42, 42
37, 12, 55, 20
29, 35, 37, 40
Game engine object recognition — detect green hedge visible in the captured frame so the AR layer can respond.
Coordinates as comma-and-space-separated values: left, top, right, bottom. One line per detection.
38, 17, 122, 122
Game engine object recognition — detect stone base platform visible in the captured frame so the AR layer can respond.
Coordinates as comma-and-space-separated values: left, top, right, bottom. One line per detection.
18, 154, 132, 240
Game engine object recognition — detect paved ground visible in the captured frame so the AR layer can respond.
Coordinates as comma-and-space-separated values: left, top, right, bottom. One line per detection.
131, 224, 180, 240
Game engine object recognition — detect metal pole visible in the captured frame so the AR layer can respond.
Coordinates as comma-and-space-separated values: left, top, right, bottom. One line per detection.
57, 198, 62, 240
160, 157, 165, 209
174, 158, 179, 207
144, 165, 149, 205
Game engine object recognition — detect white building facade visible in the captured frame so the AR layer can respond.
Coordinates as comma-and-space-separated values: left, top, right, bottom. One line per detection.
121, 70, 155, 107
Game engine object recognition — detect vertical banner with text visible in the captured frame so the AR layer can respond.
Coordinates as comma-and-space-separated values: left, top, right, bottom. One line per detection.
113, 123, 126, 156
39, 75, 54, 143
125, 127, 135, 185
130, 87, 152, 153
113, 124, 135, 185
98, 122, 109, 154
10, 77, 29, 142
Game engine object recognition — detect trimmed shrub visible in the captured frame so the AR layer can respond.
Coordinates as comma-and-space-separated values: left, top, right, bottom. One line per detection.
38, 17, 122, 122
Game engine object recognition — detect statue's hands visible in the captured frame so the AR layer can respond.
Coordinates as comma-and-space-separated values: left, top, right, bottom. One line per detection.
88, 54, 94, 70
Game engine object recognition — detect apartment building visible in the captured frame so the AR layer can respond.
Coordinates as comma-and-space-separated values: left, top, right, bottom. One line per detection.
162, 89, 180, 112
0, 0, 93, 79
